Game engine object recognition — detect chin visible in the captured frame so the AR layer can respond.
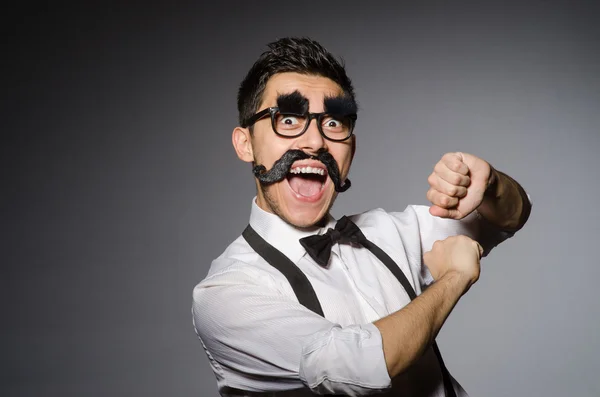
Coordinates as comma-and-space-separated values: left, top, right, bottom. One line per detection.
259, 181, 336, 229
285, 208, 329, 229
275, 193, 332, 228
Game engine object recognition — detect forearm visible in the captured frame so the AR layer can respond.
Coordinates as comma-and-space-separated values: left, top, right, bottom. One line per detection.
477, 167, 531, 231
373, 271, 471, 378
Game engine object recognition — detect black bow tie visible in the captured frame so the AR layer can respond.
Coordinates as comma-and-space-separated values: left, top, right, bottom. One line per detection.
299, 216, 367, 267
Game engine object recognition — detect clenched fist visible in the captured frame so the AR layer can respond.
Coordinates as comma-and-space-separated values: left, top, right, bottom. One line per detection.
427, 152, 492, 219
423, 235, 484, 290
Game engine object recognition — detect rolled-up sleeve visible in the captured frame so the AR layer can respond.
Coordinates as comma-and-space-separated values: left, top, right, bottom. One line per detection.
299, 322, 391, 395
193, 265, 391, 395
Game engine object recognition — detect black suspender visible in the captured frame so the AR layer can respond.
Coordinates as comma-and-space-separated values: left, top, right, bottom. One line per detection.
242, 224, 325, 317
242, 224, 457, 397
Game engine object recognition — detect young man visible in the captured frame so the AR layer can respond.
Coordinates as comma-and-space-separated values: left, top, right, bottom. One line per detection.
192, 37, 531, 397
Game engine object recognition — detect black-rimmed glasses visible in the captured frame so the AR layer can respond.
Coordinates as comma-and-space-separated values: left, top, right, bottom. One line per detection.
243, 107, 356, 142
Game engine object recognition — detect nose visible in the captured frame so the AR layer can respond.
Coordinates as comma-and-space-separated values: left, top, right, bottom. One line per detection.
296, 117, 326, 154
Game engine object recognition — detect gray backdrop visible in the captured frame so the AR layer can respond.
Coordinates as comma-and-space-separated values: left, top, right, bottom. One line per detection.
4, 1, 599, 396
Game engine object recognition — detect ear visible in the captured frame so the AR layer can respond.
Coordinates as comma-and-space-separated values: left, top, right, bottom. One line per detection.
232, 127, 254, 163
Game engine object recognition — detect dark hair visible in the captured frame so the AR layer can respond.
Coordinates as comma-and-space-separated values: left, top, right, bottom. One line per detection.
237, 37, 356, 127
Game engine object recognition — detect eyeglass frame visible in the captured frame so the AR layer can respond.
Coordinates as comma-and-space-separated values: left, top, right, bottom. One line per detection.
242, 107, 357, 142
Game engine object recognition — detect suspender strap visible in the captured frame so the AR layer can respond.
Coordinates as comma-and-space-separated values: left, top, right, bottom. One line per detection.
359, 240, 457, 397
243, 225, 325, 316
242, 224, 457, 397
360, 240, 417, 300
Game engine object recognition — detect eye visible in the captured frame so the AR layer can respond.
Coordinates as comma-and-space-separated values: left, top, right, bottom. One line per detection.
275, 113, 305, 131
326, 119, 342, 127
281, 116, 300, 126
322, 117, 344, 129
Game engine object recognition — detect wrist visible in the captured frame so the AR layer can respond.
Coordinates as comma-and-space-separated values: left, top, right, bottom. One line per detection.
483, 165, 500, 199
440, 269, 478, 294
477, 168, 523, 230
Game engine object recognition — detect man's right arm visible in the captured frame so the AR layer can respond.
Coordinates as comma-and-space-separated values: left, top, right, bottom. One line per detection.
194, 236, 481, 395
374, 235, 483, 378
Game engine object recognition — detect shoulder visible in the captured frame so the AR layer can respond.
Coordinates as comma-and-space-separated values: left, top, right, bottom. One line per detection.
205, 235, 259, 277
193, 235, 297, 308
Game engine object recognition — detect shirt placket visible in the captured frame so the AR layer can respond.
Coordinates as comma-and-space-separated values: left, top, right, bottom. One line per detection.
330, 244, 387, 323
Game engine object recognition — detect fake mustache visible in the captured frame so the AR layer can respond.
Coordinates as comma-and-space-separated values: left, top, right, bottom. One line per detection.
252, 149, 351, 193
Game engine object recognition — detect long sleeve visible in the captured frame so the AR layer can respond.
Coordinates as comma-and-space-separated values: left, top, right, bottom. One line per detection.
385, 205, 520, 287
408, 204, 527, 257
192, 264, 392, 396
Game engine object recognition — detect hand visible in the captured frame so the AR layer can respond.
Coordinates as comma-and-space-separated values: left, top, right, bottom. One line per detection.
423, 235, 484, 288
427, 152, 492, 219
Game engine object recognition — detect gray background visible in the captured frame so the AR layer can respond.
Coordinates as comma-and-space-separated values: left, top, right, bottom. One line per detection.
4, 1, 599, 396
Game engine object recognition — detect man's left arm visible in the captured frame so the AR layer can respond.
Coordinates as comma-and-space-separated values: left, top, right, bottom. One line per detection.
426, 152, 531, 238
475, 167, 532, 232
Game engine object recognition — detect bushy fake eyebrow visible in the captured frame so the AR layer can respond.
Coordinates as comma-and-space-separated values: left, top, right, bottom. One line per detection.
276, 91, 309, 114
324, 94, 358, 116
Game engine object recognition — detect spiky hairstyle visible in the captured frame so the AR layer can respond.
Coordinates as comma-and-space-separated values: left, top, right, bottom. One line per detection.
237, 37, 356, 127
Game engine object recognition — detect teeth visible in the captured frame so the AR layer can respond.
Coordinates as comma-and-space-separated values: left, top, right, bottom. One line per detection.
289, 166, 325, 175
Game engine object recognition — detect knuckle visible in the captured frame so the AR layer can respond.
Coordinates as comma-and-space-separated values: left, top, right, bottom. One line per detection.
444, 236, 456, 245
452, 174, 463, 185
448, 185, 458, 196
426, 188, 434, 201
459, 235, 472, 243
427, 173, 436, 185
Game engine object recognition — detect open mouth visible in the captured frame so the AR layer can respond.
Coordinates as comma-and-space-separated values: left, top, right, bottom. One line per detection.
286, 165, 328, 199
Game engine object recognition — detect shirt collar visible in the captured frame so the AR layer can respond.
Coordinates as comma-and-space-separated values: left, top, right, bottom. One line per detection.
248, 197, 336, 264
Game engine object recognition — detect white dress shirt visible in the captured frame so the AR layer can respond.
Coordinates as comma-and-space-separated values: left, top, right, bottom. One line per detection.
192, 198, 515, 396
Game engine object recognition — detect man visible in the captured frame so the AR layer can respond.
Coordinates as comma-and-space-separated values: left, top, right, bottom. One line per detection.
192, 37, 531, 397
